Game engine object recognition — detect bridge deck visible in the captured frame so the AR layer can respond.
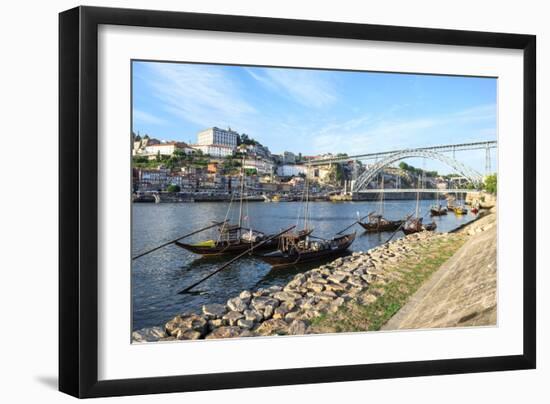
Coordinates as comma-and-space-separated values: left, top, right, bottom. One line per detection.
307, 140, 496, 166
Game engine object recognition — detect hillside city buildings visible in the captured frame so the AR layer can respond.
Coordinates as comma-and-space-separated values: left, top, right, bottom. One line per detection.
132, 125, 453, 196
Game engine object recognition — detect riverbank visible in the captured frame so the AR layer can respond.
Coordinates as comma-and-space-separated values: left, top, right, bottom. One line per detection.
132, 209, 495, 342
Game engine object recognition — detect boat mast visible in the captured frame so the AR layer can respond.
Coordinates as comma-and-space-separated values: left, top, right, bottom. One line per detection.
415, 175, 421, 218
238, 154, 245, 229
304, 165, 310, 231
379, 175, 385, 216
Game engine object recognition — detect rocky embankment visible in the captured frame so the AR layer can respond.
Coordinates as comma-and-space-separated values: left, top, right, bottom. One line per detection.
133, 221, 482, 343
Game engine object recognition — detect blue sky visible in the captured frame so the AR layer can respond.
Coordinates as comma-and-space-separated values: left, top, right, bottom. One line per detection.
132, 61, 497, 174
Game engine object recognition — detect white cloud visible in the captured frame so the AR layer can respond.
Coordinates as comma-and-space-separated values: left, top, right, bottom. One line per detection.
247, 68, 337, 108
143, 63, 257, 131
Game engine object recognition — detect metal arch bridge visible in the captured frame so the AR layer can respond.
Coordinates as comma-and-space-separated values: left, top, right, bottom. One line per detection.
305, 141, 496, 192
353, 149, 485, 191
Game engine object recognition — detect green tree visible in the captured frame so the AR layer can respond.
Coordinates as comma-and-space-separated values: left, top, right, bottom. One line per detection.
166, 184, 181, 193
484, 174, 497, 194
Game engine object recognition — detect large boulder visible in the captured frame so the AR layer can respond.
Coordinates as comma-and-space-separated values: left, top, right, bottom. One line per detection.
237, 318, 255, 329
165, 314, 208, 338
244, 309, 263, 322
205, 326, 242, 339
132, 327, 166, 343
288, 320, 307, 335
273, 291, 302, 302
227, 297, 247, 312
239, 290, 252, 303
202, 303, 227, 319
222, 310, 245, 326
255, 319, 290, 336
251, 296, 280, 311
174, 329, 202, 340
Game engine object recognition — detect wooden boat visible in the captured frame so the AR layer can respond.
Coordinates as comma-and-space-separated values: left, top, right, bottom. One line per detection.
452, 206, 468, 215
175, 226, 312, 256
430, 205, 448, 216
424, 221, 437, 231
402, 217, 437, 235
430, 190, 447, 216
402, 218, 424, 235
402, 175, 436, 235
358, 177, 406, 233
358, 215, 404, 233
258, 232, 356, 268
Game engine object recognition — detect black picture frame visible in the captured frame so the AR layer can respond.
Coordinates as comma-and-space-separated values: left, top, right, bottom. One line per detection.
59, 5, 536, 398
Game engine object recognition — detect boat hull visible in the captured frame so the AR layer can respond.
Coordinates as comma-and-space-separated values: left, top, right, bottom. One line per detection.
358, 220, 404, 233
259, 233, 356, 268
175, 229, 313, 256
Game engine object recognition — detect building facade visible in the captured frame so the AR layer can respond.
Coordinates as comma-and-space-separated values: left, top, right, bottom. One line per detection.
277, 164, 307, 177
143, 142, 194, 156
192, 144, 234, 158
197, 127, 238, 148
243, 158, 274, 175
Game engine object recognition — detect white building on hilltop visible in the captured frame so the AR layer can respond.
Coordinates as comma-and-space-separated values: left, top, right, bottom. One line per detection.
197, 127, 238, 148
192, 144, 234, 158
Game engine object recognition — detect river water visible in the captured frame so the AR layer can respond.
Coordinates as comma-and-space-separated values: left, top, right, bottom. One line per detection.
132, 200, 477, 331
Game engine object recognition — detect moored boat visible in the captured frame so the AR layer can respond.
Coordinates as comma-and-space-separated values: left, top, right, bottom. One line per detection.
402, 217, 437, 235
175, 226, 312, 256
357, 177, 406, 233
402, 173, 436, 235
258, 232, 356, 268
430, 206, 448, 216
452, 206, 468, 215
358, 215, 404, 233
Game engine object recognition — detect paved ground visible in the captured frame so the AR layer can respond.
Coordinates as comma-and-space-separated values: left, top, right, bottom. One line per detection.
383, 211, 497, 330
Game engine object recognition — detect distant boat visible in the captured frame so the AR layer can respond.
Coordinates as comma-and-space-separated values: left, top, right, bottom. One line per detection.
430, 206, 448, 216
430, 192, 447, 216
450, 194, 468, 215
403, 174, 436, 235
357, 177, 406, 233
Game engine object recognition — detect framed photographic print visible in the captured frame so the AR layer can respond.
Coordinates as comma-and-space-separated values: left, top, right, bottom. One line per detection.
59, 6, 536, 398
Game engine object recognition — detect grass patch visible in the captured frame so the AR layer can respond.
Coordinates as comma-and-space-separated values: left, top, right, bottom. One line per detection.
309, 235, 467, 334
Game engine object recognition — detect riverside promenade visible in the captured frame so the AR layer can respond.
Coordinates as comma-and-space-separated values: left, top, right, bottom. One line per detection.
132, 209, 497, 342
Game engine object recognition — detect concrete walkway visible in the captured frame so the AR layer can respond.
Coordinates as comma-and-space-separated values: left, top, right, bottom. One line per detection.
383, 212, 497, 330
